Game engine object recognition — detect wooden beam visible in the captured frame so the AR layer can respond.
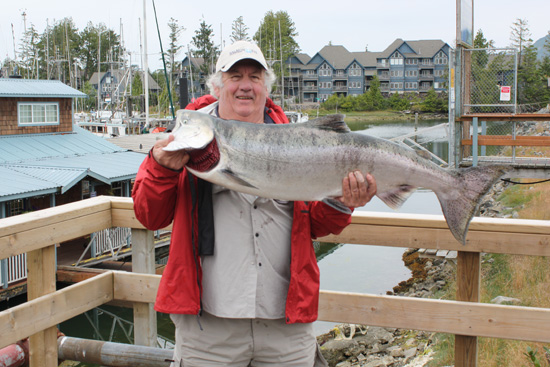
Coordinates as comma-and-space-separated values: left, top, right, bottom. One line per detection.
0, 272, 114, 349
113, 271, 160, 303
0, 197, 112, 259
319, 213, 550, 257
455, 252, 481, 367
459, 113, 550, 122
131, 229, 157, 347
462, 135, 550, 146
318, 291, 550, 343
114, 272, 550, 343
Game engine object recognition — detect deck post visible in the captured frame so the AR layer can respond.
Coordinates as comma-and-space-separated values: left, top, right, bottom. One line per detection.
455, 251, 481, 367
27, 245, 58, 367
131, 228, 157, 347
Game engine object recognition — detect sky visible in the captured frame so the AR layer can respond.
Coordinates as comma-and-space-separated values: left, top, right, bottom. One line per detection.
1, 0, 549, 71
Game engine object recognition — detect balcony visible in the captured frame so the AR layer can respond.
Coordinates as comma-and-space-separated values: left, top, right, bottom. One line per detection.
332, 85, 348, 92
419, 73, 434, 81
303, 85, 318, 91
303, 74, 318, 80
332, 73, 348, 81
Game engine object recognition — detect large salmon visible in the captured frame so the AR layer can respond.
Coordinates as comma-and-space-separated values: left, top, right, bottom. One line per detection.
165, 110, 506, 244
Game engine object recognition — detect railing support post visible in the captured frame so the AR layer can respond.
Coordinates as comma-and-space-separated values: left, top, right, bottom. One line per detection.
27, 245, 58, 367
455, 251, 481, 367
131, 229, 157, 347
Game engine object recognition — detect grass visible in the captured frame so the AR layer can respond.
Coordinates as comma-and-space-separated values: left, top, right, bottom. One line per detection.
428, 174, 550, 367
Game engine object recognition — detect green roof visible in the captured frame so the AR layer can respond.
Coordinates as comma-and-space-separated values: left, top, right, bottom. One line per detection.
0, 79, 86, 98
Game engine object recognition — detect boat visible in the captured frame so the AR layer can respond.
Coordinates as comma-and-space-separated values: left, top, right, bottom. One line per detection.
285, 111, 309, 123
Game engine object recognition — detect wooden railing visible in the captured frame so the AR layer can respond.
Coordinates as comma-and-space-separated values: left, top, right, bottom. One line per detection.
1, 196, 550, 367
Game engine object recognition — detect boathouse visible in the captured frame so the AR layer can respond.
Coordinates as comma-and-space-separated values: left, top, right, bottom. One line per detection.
0, 79, 146, 290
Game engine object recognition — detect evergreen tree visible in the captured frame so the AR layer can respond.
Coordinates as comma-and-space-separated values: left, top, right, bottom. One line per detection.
191, 19, 219, 76
510, 18, 533, 67
517, 45, 548, 105
19, 23, 40, 79
230, 16, 250, 43
253, 10, 299, 81
166, 17, 185, 81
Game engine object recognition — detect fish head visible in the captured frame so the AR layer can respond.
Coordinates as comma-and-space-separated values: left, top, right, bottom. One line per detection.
163, 110, 215, 152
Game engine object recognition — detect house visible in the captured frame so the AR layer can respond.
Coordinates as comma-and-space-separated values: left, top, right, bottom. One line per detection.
285, 39, 452, 103
180, 56, 209, 101
88, 69, 161, 111
0, 79, 147, 290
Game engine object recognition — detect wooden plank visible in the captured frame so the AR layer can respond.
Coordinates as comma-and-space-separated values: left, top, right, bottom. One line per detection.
462, 135, 550, 146
455, 251, 481, 367
459, 113, 550, 122
27, 245, 58, 367
318, 223, 550, 257
347, 211, 550, 236
113, 271, 160, 303
0, 211, 112, 259
131, 229, 157, 347
0, 196, 111, 238
318, 291, 550, 343
114, 272, 550, 343
0, 272, 114, 348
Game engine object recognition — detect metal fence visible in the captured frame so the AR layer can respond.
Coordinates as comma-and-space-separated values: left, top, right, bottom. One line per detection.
463, 48, 518, 116
1, 254, 27, 288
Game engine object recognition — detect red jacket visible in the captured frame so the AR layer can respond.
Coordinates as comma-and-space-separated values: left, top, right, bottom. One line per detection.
132, 97, 352, 323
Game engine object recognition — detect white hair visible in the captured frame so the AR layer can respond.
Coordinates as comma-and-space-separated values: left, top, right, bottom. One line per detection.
206, 66, 277, 99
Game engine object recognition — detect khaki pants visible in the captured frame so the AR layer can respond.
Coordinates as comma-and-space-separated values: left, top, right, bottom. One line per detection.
170, 312, 327, 367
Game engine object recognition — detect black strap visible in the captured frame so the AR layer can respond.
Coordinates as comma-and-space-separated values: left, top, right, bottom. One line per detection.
187, 172, 215, 256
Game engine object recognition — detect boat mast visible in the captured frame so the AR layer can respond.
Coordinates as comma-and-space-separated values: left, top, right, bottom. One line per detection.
142, 0, 150, 131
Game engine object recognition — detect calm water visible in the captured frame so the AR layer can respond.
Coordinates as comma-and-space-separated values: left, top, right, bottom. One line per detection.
60, 118, 450, 347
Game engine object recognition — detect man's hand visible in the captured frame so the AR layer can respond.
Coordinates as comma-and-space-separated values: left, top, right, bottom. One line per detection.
151, 135, 190, 171
337, 171, 377, 209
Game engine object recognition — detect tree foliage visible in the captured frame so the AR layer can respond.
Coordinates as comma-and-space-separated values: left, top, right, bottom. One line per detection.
253, 10, 299, 79
510, 18, 533, 67
191, 19, 219, 75
166, 18, 185, 77
230, 16, 250, 43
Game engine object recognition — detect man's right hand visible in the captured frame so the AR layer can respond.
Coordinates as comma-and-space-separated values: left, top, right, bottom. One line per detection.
151, 135, 190, 171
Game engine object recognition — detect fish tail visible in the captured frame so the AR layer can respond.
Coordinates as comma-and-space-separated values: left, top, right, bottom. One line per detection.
436, 165, 507, 245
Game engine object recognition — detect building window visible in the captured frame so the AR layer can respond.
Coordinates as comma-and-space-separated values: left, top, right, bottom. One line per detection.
390, 82, 403, 89
390, 52, 403, 65
349, 63, 362, 76
18, 102, 60, 126
318, 63, 332, 76
435, 51, 448, 65
405, 70, 418, 77
406, 59, 418, 65
435, 69, 446, 77
405, 82, 418, 89
390, 70, 403, 77
434, 82, 447, 89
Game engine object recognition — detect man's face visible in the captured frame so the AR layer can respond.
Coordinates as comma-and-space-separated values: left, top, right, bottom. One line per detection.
215, 60, 268, 123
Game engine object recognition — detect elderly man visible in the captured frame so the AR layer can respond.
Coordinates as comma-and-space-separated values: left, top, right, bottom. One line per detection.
132, 40, 377, 367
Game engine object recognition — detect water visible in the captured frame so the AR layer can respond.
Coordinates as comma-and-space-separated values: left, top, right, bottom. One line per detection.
60, 118, 449, 348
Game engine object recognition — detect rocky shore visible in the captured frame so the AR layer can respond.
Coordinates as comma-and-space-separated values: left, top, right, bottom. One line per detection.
317, 179, 514, 367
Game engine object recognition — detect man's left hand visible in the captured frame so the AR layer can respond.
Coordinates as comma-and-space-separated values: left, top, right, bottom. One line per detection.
337, 171, 377, 209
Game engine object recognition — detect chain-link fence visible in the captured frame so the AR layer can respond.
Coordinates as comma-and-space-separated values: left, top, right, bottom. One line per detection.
457, 48, 550, 164
463, 48, 518, 115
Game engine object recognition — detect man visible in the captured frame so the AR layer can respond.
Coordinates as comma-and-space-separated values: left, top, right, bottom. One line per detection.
132, 40, 377, 367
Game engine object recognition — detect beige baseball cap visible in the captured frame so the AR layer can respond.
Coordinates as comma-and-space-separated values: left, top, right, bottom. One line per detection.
215, 40, 268, 73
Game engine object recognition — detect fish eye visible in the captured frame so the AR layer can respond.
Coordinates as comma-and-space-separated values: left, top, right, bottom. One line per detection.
183, 119, 188, 124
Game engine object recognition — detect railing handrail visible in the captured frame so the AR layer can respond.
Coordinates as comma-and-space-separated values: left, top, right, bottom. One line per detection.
1, 196, 550, 367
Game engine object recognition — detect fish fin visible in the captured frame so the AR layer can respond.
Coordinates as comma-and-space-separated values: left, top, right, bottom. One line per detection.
436, 165, 507, 245
305, 114, 351, 133
322, 198, 352, 214
377, 185, 417, 210
220, 169, 258, 189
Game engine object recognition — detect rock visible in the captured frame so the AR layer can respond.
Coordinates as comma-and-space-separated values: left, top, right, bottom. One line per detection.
491, 296, 521, 305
